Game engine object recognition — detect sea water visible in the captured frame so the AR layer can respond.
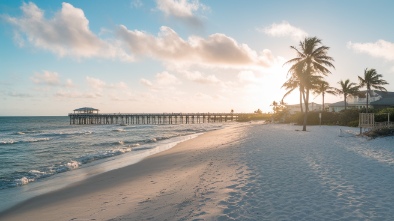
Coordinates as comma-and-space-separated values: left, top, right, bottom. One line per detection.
0, 116, 225, 211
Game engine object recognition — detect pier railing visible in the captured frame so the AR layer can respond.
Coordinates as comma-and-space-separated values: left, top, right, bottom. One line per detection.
68, 112, 246, 125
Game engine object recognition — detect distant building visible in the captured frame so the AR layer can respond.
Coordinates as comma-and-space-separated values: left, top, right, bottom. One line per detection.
285, 102, 323, 114
73, 107, 99, 114
329, 91, 394, 112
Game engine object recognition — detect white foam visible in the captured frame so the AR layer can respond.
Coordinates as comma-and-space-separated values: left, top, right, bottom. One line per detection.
15, 177, 33, 186
66, 161, 80, 170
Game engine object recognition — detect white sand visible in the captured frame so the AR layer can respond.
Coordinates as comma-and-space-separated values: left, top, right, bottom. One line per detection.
1, 123, 394, 220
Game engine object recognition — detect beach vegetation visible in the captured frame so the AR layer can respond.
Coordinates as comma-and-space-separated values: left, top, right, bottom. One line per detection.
358, 68, 389, 113
283, 37, 335, 131
254, 109, 263, 114
313, 80, 337, 112
335, 79, 360, 110
237, 112, 271, 122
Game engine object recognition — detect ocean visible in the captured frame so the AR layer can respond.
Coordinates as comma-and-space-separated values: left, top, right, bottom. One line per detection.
0, 116, 225, 211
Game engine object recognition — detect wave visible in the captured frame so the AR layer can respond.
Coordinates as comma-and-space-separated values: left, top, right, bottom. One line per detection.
11, 130, 41, 135
0, 123, 219, 190
0, 137, 51, 145
77, 147, 133, 164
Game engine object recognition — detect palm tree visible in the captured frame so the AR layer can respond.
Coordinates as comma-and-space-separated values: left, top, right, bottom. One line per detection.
282, 72, 303, 114
335, 79, 359, 110
358, 68, 388, 112
284, 37, 335, 131
313, 80, 337, 111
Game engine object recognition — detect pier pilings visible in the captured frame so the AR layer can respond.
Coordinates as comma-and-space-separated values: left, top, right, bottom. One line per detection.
68, 113, 239, 125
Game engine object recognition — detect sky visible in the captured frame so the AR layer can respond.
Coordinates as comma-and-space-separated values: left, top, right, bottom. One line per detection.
1, 0, 394, 116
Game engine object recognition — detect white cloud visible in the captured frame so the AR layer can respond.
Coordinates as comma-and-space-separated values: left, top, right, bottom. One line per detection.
237, 70, 262, 84
183, 71, 220, 84
194, 92, 213, 100
6, 2, 132, 61
31, 70, 61, 86
140, 71, 181, 90
260, 21, 308, 41
115, 82, 129, 90
65, 79, 75, 88
86, 76, 106, 89
55, 90, 102, 99
347, 40, 394, 61
117, 25, 275, 69
140, 78, 153, 87
86, 77, 128, 91
156, 71, 181, 85
7, 92, 33, 98
155, 0, 208, 25
131, 0, 143, 8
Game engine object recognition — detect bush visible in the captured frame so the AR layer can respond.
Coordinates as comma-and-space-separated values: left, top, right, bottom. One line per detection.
283, 107, 394, 127
284, 109, 359, 127
376, 108, 394, 122
338, 109, 359, 126
237, 113, 271, 122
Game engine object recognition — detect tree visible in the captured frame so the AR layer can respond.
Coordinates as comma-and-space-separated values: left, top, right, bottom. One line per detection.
282, 65, 304, 114
313, 80, 337, 111
335, 79, 359, 110
283, 37, 335, 131
271, 101, 279, 113
358, 68, 388, 113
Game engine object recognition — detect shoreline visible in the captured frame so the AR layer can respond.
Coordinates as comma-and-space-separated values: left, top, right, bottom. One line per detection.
0, 131, 203, 212
0, 123, 249, 220
3, 123, 394, 220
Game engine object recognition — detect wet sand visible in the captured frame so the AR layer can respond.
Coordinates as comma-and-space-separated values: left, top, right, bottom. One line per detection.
0, 124, 248, 221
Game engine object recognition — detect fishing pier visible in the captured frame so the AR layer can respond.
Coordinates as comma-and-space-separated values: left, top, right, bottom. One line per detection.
68, 107, 241, 125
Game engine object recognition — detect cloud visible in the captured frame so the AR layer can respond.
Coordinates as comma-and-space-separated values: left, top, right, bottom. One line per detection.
86, 76, 128, 90
5, 2, 131, 61
194, 92, 213, 100
55, 90, 102, 99
156, 71, 181, 85
140, 78, 153, 87
140, 71, 181, 90
7, 92, 33, 98
86, 76, 106, 89
183, 71, 220, 84
117, 25, 275, 69
65, 79, 75, 88
347, 40, 394, 61
259, 21, 308, 41
131, 0, 143, 8
31, 70, 61, 86
155, 0, 208, 25
237, 70, 262, 84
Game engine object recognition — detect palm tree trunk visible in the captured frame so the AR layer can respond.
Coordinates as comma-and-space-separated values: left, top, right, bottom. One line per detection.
299, 89, 303, 114
344, 95, 347, 110
302, 88, 309, 131
366, 89, 369, 113
322, 92, 325, 112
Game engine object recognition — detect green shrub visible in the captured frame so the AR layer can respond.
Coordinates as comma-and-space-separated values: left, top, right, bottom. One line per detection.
377, 108, 394, 122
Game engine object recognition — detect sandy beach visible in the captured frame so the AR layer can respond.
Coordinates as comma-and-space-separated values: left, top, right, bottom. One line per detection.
0, 123, 249, 221
2, 122, 394, 220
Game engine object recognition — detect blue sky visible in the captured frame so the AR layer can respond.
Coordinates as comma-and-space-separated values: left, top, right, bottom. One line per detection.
1, 0, 394, 116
